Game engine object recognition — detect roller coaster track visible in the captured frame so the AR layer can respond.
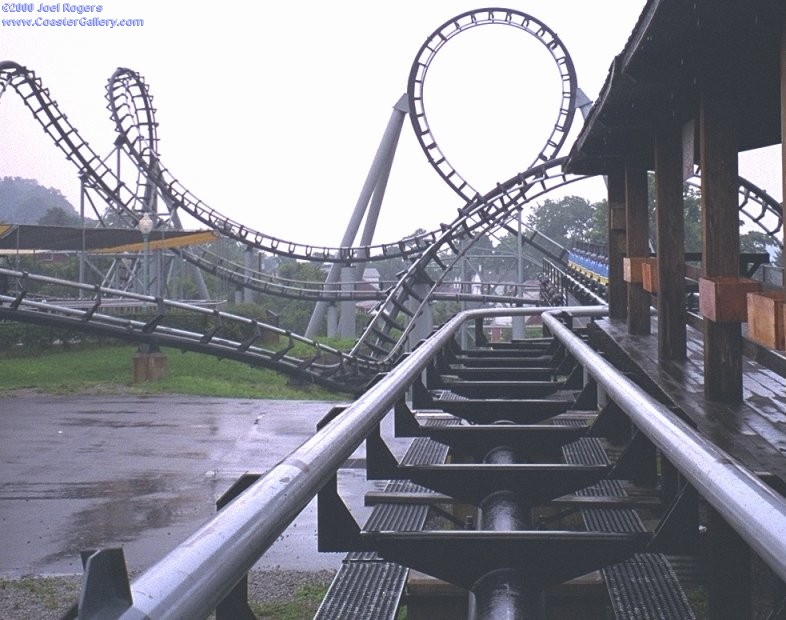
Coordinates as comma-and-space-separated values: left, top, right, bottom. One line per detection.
1, 7, 783, 388
687, 172, 783, 246
0, 267, 380, 392
408, 9, 578, 203
0, 57, 576, 300
105, 60, 581, 284
351, 157, 582, 361
106, 66, 439, 264
0, 62, 145, 224
175, 244, 539, 305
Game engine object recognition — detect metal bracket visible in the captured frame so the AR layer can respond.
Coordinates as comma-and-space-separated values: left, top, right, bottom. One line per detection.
608, 430, 658, 486
393, 399, 421, 437
366, 425, 406, 481
421, 424, 586, 463
316, 405, 347, 432
141, 297, 167, 333
77, 548, 132, 620
317, 474, 369, 553
588, 400, 631, 443
648, 482, 699, 554
411, 378, 434, 409
571, 377, 598, 410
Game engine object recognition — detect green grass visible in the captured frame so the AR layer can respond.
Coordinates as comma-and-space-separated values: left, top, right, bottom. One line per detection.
0, 576, 80, 612
0, 343, 346, 400
251, 583, 329, 619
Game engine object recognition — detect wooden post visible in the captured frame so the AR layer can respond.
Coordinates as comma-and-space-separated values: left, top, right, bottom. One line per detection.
700, 87, 742, 402
654, 122, 687, 360
625, 163, 651, 335
782, 12, 786, 289
608, 165, 628, 320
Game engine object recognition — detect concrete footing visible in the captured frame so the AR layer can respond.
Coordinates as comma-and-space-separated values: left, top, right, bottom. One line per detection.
133, 351, 168, 383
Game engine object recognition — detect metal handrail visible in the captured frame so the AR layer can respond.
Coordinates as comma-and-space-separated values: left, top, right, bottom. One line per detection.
75, 304, 786, 617
541, 312, 786, 584
118, 305, 577, 618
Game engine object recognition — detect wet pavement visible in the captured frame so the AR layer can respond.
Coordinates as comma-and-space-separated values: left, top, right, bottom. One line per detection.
0, 394, 404, 577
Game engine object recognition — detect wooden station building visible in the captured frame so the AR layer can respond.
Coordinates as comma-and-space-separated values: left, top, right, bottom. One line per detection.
564, 2, 786, 616
566, 0, 785, 403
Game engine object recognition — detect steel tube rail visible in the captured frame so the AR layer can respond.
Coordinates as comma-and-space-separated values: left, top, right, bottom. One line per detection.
541, 312, 786, 584
120, 305, 572, 618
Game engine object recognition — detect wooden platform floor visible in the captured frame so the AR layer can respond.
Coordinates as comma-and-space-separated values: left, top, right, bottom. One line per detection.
592, 318, 786, 491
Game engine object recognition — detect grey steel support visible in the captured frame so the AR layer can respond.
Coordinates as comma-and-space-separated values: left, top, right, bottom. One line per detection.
512, 207, 526, 340
339, 266, 357, 339
159, 192, 211, 300
407, 281, 433, 349
358, 99, 407, 247
78, 179, 86, 298
326, 304, 338, 338
242, 247, 254, 304
306, 95, 409, 337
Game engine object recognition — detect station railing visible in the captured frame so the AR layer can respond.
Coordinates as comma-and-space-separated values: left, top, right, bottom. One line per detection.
70, 305, 786, 619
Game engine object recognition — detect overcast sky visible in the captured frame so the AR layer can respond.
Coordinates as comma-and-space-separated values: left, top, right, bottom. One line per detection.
1, 1, 781, 247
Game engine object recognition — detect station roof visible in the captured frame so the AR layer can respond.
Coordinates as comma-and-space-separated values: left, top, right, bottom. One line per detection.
566, 0, 784, 175
0, 224, 217, 253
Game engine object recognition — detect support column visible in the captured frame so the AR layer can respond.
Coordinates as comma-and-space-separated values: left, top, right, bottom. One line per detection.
512, 207, 525, 340
654, 122, 687, 360
707, 508, 751, 620
242, 247, 254, 304
607, 165, 628, 320
625, 163, 651, 334
700, 88, 742, 402
338, 266, 357, 339
407, 281, 433, 350
306, 96, 408, 338
326, 305, 338, 339
782, 12, 786, 288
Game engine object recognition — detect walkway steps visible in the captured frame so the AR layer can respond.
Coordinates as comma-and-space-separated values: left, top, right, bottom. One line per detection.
315, 423, 455, 620
562, 435, 696, 619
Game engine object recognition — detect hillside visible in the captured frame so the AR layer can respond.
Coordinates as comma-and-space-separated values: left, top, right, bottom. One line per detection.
0, 176, 80, 225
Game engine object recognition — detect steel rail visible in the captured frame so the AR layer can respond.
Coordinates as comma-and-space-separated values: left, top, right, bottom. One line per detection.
541, 312, 786, 584
106, 67, 443, 263
351, 159, 582, 362
0, 61, 144, 223
408, 8, 578, 203
0, 268, 380, 383
67, 304, 786, 617
0, 267, 545, 392
116, 305, 571, 619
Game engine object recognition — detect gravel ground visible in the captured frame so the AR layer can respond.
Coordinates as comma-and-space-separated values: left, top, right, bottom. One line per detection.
0, 569, 336, 619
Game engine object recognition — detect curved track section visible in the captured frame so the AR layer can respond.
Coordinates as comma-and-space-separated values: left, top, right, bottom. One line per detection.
0, 60, 443, 264
408, 8, 577, 203
351, 158, 583, 361
0, 61, 143, 225
0, 267, 379, 392
687, 172, 783, 247
354, 9, 582, 361
107, 67, 442, 263
2, 7, 784, 382
0, 59, 577, 301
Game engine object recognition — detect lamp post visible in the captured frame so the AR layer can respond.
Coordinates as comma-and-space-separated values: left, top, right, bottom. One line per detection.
138, 213, 154, 296
512, 206, 525, 340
